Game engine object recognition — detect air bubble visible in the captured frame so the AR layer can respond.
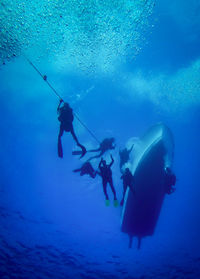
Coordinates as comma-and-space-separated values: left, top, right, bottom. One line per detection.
0, 0, 155, 74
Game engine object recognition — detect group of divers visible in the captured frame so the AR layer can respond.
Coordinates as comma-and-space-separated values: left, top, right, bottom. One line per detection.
57, 99, 176, 207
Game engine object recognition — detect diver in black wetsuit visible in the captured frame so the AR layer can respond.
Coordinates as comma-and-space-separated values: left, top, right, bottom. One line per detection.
97, 155, 118, 206
57, 100, 86, 158
86, 138, 116, 161
73, 162, 96, 178
119, 144, 134, 171
120, 168, 135, 206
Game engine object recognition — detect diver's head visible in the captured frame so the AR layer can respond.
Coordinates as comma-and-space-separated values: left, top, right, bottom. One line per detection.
125, 168, 130, 173
102, 159, 106, 166
165, 167, 171, 173
64, 102, 70, 107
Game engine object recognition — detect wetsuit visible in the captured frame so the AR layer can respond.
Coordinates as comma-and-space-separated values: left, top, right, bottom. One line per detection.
73, 162, 96, 178
87, 138, 115, 161
57, 101, 86, 158
120, 169, 135, 206
98, 156, 117, 201
119, 144, 134, 171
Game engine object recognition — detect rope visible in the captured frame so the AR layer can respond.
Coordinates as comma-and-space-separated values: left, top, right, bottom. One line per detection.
25, 57, 100, 144
25, 57, 63, 100
73, 112, 100, 144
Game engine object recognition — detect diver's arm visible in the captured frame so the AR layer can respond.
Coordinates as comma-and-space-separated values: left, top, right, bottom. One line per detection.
128, 144, 134, 153
57, 99, 63, 113
98, 158, 103, 169
109, 155, 114, 167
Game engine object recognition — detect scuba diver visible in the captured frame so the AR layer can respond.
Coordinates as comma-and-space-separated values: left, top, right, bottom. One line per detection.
97, 155, 118, 206
164, 167, 176, 194
72, 138, 115, 160
57, 99, 86, 158
120, 168, 135, 206
86, 138, 116, 161
73, 162, 96, 178
119, 144, 134, 171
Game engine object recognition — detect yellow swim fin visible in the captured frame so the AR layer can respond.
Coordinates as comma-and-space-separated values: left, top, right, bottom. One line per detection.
105, 199, 110, 206
114, 200, 118, 207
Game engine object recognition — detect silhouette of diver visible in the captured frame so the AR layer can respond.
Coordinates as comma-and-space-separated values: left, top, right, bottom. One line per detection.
57, 100, 86, 158
73, 162, 96, 178
128, 235, 142, 249
119, 144, 134, 170
86, 138, 116, 161
97, 155, 118, 206
164, 167, 176, 194
120, 168, 135, 206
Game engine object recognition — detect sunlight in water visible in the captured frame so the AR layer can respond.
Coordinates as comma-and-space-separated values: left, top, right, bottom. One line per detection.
0, 0, 155, 73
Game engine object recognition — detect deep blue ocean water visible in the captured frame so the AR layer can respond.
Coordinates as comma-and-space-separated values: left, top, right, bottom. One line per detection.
0, 0, 200, 278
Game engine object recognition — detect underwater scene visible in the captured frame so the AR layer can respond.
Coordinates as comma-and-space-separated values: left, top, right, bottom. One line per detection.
0, 0, 200, 278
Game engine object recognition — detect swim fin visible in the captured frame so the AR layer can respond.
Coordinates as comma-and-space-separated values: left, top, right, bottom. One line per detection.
114, 200, 118, 207
58, 139, 63, 158
80, 146, 87, 158
72, 147, 87, 158
105, 199, 110, 206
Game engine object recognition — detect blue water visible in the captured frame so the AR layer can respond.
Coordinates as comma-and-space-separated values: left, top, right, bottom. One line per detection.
0, 0, 200, 278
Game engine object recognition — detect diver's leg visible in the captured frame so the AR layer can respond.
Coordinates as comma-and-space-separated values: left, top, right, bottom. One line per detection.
88, 167, 96, 178
129, 235, 133, 249
129, 183, 135, 195
137, 237, 142, 249
87, 150, 104, 161
70, 126, 86, 157
58, 125, 64, 158
120, 183, 127, 206
102, 181, 109, 200
109, 178, 117, 200
73, 168, 82, 173
70, 126, 80, 145
88, 148, 101, 152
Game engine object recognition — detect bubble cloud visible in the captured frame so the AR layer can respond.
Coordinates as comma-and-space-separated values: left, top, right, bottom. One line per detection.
0, 0, 155, 73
